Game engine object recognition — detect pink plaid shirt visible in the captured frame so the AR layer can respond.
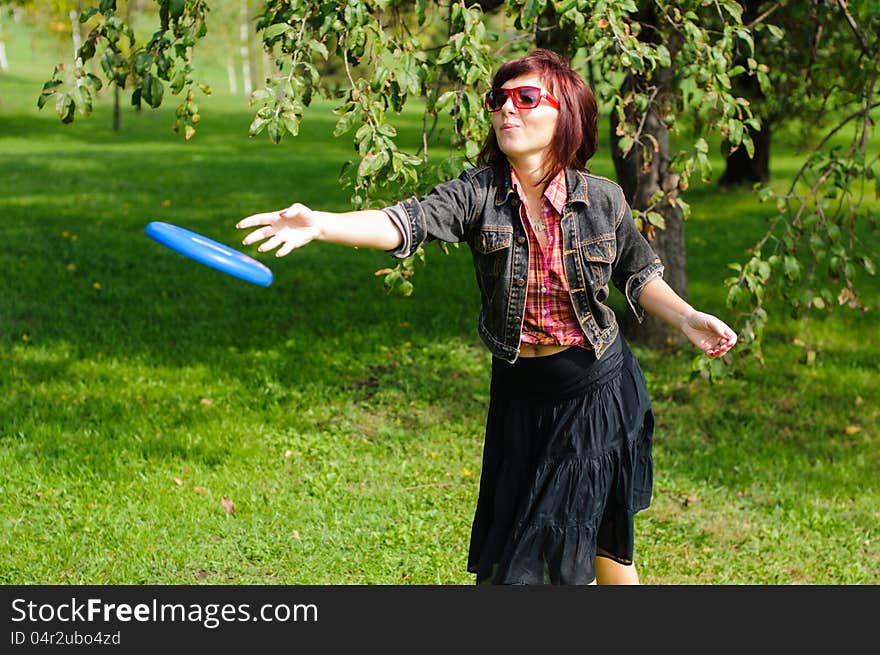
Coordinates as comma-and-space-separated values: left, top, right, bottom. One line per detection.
511, 167, 589, 350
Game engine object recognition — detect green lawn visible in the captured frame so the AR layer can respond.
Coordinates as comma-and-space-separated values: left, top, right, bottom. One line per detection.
1, 24, 877, 585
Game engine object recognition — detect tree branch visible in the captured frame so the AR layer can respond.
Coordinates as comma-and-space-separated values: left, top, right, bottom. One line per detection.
835, 0, 871, 57
747, 2, 780, 28
787, 99, 880, 196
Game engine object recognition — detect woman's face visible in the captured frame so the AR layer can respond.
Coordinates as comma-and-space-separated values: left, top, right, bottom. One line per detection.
490, 74, 559, 167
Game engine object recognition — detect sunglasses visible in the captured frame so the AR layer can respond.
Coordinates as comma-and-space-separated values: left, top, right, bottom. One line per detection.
484, 86, 560, 112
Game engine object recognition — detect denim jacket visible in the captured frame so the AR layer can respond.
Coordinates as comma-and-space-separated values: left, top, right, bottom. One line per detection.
382, 164, 664, 363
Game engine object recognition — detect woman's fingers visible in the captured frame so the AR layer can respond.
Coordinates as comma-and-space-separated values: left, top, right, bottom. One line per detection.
236, 211, 281, 230
707, 333, 736, 358
275, 240, 299, 257
237, 203, 318, 259
245, 226, 318, 256
258, 234, 285, 253
241, 225, 278, 246
688, 312, 737, 358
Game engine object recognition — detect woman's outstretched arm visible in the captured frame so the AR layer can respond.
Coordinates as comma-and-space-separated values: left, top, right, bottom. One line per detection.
637, 278, 737, 358
236, 202, 403, 256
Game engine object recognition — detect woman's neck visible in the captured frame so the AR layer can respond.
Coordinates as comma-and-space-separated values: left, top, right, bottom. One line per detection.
509, 156, 552, 197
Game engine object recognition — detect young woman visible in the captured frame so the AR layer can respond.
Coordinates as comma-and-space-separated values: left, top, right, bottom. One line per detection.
237, 49, 737, 585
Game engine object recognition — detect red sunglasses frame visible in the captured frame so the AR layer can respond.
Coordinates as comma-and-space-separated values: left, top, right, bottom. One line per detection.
484, 85, 560, 112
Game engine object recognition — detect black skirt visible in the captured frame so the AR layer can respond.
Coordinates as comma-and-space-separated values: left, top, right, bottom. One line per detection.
467, 333, 655, 585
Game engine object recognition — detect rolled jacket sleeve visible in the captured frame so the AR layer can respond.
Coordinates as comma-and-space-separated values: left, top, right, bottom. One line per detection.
382, 172, 480, 259
610, 194, 665, 323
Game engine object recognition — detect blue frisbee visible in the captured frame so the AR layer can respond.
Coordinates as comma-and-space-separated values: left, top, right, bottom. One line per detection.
145, 221, 273, 287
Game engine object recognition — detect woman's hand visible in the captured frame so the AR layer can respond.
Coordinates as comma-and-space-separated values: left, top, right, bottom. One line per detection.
236, 203, 321, 257
637, 279, 737, 358
681, 311, 738, 358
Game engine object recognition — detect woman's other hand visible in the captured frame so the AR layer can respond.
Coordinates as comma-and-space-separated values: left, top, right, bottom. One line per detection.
681, 311, 737, 358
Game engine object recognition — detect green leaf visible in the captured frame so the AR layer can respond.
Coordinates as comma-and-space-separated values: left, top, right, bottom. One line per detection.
170, 69, 187, 95
309, 39, 329, 60
333, 110, 359, 137
268, 117, 282, 144
357, 153, 384, 178
248, 115, 267, 137
56, 93, 75, 123
77, 39, 96, 62
37, 80, 62, 109
73, 85, 92, 114
646, 211, 666, 229
720, 0, 743, 22
377, 123, 397, 138
757, 186, 774, 202
435, 90, 457, 111
765, 24, 784, 40
728, 118, 743, 146
726, 284, 744, 307
741, 130, 754, 158
83, 74, 103, 92
655, 45, 671, 68
263, 23, 291, 41
169, 0, 185, 20
142, 74, 164, 108
281, 110, 301, 137
134, 51, 154, 75
436, 45, 456, 65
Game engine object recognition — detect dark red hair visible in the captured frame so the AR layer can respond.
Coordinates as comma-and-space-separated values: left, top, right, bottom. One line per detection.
477, 49, 598, 186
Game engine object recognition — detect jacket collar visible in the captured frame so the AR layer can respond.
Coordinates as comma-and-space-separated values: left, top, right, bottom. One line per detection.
565, 168, 590, 206
493, 162, 590, 207
493, 162, 516, 206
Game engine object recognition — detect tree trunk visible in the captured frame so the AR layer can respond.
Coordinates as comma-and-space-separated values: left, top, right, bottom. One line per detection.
719, 120, 771, 187
719, 0, 771, 188
0, 9, 8, 73
69, 10, 82, 61
226, 54, 238, 95
239, 0, 253, 97
611, 71, 689, 351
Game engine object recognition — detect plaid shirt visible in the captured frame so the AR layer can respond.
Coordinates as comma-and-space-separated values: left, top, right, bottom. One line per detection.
510, 167, 589, 349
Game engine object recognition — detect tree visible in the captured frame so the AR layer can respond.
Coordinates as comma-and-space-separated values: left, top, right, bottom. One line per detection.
35, 1, 875, 370
717, 0, 869, 189
717, 0, 773, 187
0, 5, 12, 73
722, 0, 880, 367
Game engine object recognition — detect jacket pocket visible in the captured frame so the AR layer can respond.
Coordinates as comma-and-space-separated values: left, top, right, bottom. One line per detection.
473, 225, 512, 277
580, 235, 616, 287
475, 225, 512, 254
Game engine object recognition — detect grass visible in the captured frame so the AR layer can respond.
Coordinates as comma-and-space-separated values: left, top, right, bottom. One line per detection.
1, 24, 878, 585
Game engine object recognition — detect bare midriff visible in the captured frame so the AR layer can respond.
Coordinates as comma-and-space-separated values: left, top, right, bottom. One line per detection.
516, 343, 572, 358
